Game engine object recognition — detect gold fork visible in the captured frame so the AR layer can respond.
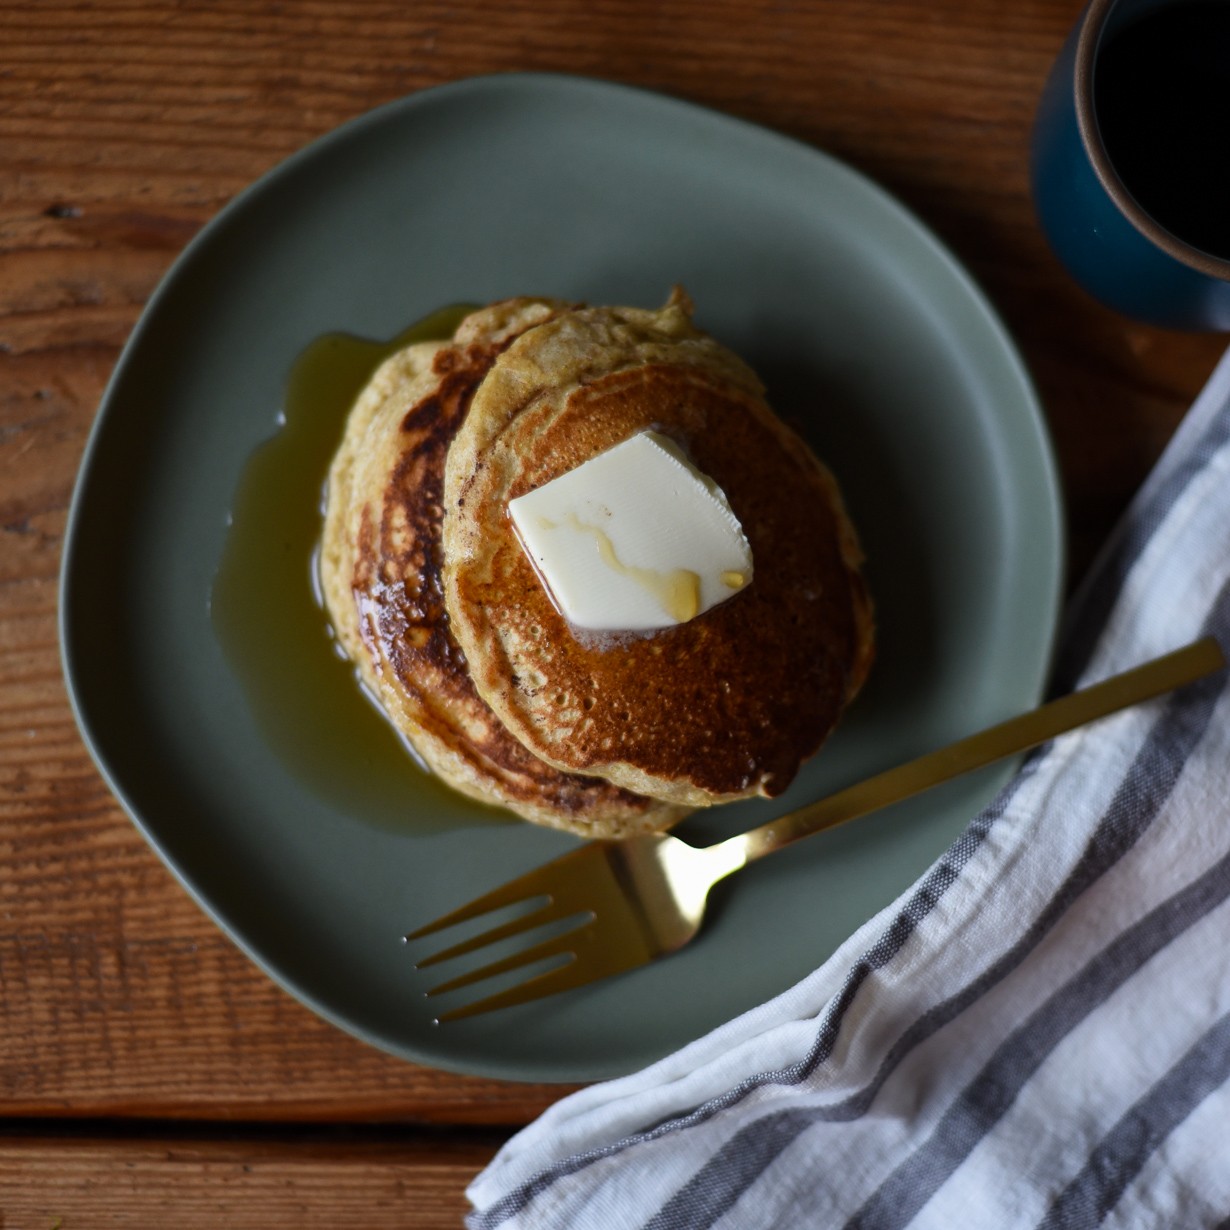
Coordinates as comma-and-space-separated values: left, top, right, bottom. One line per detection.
407, 636, 1225, 1021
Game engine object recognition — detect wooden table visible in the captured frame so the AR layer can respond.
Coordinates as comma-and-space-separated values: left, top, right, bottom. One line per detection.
1, 1, 1224, 1224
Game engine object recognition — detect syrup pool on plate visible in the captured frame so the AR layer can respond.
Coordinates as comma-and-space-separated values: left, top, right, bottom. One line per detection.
210, 305, 512, 832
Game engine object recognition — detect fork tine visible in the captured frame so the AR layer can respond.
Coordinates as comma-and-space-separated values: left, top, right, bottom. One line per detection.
431, 938, 646, 1023
404, 880, 548, 942
413, 898, 579, 969
403, 845, 594, 941
424, 919, 594, 997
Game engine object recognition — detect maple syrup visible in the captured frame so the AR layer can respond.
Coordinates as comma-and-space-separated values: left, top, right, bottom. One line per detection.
211, 306, 511, 832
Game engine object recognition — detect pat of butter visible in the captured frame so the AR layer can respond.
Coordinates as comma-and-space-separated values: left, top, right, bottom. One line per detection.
508, 430, 753, 632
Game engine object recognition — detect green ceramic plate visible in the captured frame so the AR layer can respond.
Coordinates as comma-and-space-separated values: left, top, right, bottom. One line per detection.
60, 74, 1062, 1084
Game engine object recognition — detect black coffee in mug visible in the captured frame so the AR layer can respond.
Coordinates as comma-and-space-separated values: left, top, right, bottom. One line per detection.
1093, 0, 1230, 260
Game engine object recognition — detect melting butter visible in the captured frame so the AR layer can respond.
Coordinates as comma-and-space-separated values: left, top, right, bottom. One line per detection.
507, 429, 753, 633
561, 511, 701, 623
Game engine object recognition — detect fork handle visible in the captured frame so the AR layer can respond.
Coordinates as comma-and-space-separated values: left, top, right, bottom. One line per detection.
722, 636, 1225, 867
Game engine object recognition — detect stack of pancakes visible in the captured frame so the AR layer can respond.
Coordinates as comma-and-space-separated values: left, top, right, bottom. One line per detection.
319, 291, 874, 838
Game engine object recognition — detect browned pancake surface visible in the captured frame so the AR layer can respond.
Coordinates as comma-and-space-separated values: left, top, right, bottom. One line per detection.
443, 298, 874, 806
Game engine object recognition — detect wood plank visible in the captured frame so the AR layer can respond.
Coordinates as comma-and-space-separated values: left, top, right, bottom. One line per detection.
0, 0, 1226, 1123
0, 1134, 497, 1229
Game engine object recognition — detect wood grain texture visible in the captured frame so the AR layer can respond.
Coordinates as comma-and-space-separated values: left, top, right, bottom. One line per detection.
1, 0, 1226, 1138
0, 1134, 494, 1228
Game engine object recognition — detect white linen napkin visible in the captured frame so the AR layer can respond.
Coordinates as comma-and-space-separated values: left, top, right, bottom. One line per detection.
468, 346, 1230, 1230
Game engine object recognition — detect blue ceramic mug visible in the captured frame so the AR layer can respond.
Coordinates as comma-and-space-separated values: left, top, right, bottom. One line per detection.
1031, 0, 1230, 329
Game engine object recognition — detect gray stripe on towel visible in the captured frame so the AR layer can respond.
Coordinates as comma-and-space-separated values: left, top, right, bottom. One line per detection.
844, 848, 1230, 1230
1037, 1011, 1230, 1230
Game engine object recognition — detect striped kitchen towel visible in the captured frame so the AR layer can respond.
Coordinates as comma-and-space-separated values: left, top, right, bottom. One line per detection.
467, 345, 1230, 1230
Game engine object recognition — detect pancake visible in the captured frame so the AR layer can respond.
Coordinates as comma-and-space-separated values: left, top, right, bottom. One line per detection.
319, 298, 688, 836
442, 290, 875, 808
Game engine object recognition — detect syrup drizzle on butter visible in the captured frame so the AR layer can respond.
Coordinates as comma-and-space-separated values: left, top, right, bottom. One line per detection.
537, 511, 702, 624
